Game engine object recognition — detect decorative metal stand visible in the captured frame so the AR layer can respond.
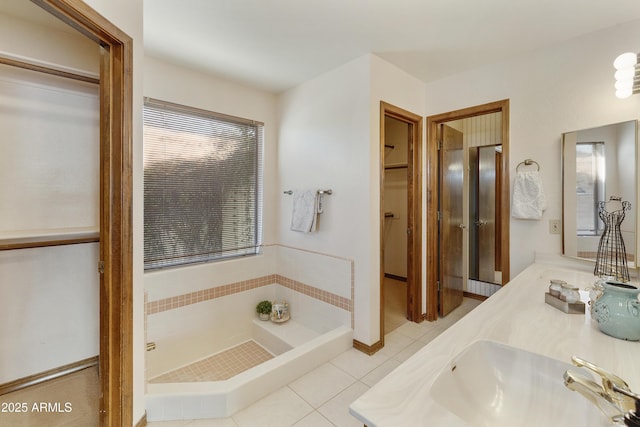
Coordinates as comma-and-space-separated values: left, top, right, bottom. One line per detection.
594, 197, 631, 282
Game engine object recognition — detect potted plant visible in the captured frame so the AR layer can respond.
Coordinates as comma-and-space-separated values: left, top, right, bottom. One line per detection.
256, 300, 272, 321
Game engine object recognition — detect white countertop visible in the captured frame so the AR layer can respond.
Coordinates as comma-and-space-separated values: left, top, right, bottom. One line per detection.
349, 260, 640, 426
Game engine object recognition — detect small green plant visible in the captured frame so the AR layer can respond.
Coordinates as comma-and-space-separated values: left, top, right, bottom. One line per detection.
256, 300, 272, 315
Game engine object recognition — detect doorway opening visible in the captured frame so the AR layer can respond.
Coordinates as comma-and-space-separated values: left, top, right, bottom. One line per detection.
426, 100, 510, 321
380, 102, 422, 338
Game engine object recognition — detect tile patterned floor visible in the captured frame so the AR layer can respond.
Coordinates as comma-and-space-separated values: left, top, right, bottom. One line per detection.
149, 340, 274, 383
147, 298, 482, 427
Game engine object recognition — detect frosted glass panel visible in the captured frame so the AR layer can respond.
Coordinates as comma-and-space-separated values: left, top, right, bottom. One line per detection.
0, 64, 99, 232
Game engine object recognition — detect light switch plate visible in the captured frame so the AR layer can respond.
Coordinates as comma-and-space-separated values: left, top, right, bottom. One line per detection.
549, 219, 561, 234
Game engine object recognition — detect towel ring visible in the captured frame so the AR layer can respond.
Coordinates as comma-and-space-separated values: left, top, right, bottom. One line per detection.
516, 159, 540, 172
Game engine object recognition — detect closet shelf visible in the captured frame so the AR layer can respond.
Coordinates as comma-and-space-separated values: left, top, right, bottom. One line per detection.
0, 227, 99, 250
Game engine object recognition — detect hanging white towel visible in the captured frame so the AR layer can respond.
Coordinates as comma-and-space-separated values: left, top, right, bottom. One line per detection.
511, 171, 547, 220
290, 190, 318, 232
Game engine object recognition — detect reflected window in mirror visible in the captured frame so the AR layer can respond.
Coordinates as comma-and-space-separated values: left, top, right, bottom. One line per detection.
576, 142, 605, 236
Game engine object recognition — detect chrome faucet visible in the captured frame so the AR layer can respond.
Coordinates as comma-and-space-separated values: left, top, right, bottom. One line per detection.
563, 355, 636, 422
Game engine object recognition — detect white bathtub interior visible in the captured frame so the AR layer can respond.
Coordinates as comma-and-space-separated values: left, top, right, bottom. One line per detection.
145, 246, 353, 421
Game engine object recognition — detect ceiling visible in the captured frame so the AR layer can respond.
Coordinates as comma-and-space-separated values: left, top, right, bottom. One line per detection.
2, 1, 640, 94
144, 0, 640, 93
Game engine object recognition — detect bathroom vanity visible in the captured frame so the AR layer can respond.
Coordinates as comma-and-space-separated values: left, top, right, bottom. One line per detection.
350, 254, 640, 426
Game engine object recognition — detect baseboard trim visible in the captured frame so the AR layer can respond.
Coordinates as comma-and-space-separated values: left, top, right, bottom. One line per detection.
0, 355, 99, 396
463, 291, 488, 301
353, 339, 384, 355
135, 412, 147, 427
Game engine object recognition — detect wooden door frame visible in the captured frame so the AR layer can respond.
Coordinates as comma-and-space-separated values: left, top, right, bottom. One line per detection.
380, 101, 423, 343
425, 100, 510, 321
32, 1, 133, 425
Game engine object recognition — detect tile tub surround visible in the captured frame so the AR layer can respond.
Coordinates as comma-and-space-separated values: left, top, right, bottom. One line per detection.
146, 274, 352, 317
350, 261, 640, 426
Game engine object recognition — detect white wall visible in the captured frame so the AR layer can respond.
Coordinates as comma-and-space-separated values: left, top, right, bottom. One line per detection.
424, 19, 640, 278
277, 54, 426, 345
277, 56, 372, 342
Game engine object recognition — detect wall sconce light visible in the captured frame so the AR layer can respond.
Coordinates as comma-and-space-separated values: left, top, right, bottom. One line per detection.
614, 52, 638, 98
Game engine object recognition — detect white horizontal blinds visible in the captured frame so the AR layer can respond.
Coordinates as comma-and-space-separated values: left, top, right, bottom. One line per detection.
143, 98, 263, 270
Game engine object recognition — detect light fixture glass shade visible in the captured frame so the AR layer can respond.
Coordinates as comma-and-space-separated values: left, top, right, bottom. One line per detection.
615, 68, 635, 81
616, 87, 633, 99
614, 52, 638, 70
615, 79, 634, 90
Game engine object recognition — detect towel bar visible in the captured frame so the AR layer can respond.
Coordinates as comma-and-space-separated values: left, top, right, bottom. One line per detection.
283, 189, 332, 195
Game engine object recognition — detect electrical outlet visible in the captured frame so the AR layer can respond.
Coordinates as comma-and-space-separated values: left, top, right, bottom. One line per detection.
549, 219, 561, 234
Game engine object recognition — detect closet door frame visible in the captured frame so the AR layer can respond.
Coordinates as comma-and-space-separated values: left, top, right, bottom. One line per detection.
32, 1, 134, 425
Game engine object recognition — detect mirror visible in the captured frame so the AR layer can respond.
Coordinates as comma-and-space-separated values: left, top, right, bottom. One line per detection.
468, 144, 503, 284
562, 120, 638, 268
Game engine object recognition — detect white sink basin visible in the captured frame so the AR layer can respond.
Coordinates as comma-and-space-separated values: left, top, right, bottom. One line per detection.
429, 340, 608, 427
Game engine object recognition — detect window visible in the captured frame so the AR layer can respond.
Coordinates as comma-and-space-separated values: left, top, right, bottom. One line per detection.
575, 142, 605, 236
143, 98, 263, 270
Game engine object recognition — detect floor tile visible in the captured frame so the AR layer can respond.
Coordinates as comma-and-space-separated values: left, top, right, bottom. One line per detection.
393, 340, 427, 362
330, 348, 389, 379
292, 411, 336, 427
318, 382, 370, 427
289, 363, 357, 408
232, 387, 312, 427
150, 340, 272, 383
377, 330, 413, 357
360, 358, 402, 387
417, 326, 444, 345
185, 418, 239, 427
148, 421, 191, 427
392, 321, 429, 340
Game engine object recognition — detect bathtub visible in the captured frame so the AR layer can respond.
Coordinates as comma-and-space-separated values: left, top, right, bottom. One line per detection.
145, 246, 354, 421
145, 319, 352, 421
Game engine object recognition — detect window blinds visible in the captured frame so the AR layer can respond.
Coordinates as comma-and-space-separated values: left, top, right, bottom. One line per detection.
143, 98, 263, 270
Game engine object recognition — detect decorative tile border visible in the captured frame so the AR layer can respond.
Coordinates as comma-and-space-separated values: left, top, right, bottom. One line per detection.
145, 273, 352, 316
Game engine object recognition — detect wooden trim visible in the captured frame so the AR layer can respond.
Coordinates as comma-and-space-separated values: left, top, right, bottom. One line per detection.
353, 339, 384, 355
135, 413, 147, 427
31, 1, 134, 426
463, 291, 488, 301
0, 54, 99, 84
384, 273, 407, 282
0, 356, 98, 396
426, 100, 510, 321
0, 236, 99, 251
0, 230, 99, 251
380, 101, 423, 347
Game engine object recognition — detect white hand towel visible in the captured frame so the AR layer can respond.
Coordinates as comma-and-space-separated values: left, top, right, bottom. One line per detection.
511, 171, 547, 220
290, 190, 318, 232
